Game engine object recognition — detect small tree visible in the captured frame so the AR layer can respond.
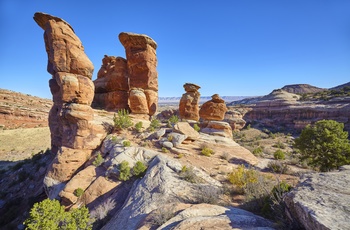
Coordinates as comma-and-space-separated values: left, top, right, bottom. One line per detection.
118, 161, 131, 181
294, 119, 350, 171
132, 161, 147, 178
24, 199, 92, 230
113, 109, 133, 130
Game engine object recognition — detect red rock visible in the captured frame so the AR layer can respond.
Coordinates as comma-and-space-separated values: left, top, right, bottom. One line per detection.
199, 94, 227, 121
144, 89, 158, 116
92, 91, 129, 111
119, 32, 158, 91
34, 12, 94, 78
129, 89, 149, 114
179, 83, 201, 121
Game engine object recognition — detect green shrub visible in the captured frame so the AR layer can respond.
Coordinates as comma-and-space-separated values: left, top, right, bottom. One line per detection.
227, 165, 259, 189
118, 161, 131, 181
167, 115, 179, 127
294, 119, 350, 171
162, 147, 169, 153
273, 149, 285, 160
113, 109, 133, 130
252, 146, 263, 156
201, 147, 214, 157
267, 161, 289, 174
74, 188, 84, 197
93, 153, 104, 167
271, 181, 292, 200
132, 161, 147, 178
193, 123, 200, 132
179, 165, 199, 183
24, 199, 92, 230
149, 118, 161, 131
134, 121, 143, 133
123, 140, 131, 147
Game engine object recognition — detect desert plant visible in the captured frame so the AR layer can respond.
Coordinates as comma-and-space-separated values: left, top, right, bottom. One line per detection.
294, 119, 350, 171
148, 118, 161, 131
132, 161, 147, 178
167, 115, 179, 127
267, 161, 289, 174
252, 146, 263, 156
273, 149, 285, 160
179, 165, 199, 183
195, 186, 221, 205
90, 198, 116, 221
123, 140, 131, 147
201, 146, 214, 157
93, 153, 104, 167
150, 206, 176, 226
134, 121, 143, 133
118, 161, 131, 181
227, 165, 259, 189
161, 147, 169, 153
24, 199, 92, 230
74, 188, 84, 197
193, 123, 200, 132
113, 109, 133, 130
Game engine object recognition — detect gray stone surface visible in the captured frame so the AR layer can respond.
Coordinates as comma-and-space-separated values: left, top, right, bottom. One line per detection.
284, 165, 350, 230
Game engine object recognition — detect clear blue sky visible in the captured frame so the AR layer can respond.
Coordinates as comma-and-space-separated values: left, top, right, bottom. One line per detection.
1, 1, 350, 99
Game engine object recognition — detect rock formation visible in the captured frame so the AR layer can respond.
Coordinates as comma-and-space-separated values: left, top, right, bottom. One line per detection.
119, 32, 158, 116
229, 89, 350, 133
92, 55, 129, 111
285, 165, 350, 230
179, 83, 201, 121
34, 12, 108, 198
199, 94, 227, 121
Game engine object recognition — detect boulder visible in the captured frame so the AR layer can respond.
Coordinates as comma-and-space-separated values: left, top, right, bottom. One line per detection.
199, 94, 227, 121
201, 121, 233, 138
128, 88, 149, 114
158, 203, 274, 229
284, 165, 350, 230
168, 132, 187, 147
92, 91, 129, 111
179, 83, 201, 121
173, 121, 199, 140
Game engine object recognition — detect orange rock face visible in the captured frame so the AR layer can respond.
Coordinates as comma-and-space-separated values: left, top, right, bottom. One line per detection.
92, 56, 129, 111
179, 83, 201, 121
128, 89, 149, 114
34, 12, 107, 197
119, 32, 158, 116
199, 94, 227, 121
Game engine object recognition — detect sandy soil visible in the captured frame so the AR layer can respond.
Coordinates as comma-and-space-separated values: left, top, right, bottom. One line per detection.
0, 127, 51, 162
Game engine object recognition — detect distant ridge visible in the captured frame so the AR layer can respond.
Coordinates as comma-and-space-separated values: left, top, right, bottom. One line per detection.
330, 82, 350, 91
281, 84, 325, 94
159, 96, 250, 104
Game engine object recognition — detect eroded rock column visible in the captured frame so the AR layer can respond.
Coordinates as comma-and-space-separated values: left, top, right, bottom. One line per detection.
34, 12, 104, 198
179, 83, 201, 121
92, 55, 129, 111
119, 32, 158, 117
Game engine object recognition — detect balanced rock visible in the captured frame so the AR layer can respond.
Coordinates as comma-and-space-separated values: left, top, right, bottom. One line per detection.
179, 83, 201, 121
119, 32, 158, 116
128, 88, 149, 114
199, 94, 227, 121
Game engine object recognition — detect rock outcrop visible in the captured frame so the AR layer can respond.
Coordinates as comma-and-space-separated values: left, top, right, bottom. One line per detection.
284, 165, 350, 230
0, 89, 52, 129
199, 94, 227, 121
179, 83, 201, 121
34, 12, 108, 198
92, 55, 129, 111
230, 89, 350, 133
119, 32, 158, 116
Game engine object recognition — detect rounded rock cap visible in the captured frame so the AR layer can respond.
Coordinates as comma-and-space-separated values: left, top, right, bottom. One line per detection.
33, 12, 74, 32
183, 83, 201, 92
119, 32, 157, 50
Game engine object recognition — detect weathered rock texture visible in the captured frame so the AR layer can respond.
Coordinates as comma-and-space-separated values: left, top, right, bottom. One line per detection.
179, 83, 201, 121
199, 94, 227, 121
285, 165, 350, 230
119, 32, 158, 116
34, 12, 108, 198
92, 55, 129, 111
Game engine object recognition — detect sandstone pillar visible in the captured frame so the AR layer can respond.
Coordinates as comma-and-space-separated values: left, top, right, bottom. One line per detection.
179, 83, 201, 121
119, 32, 158, 117
34, 12, 105, 198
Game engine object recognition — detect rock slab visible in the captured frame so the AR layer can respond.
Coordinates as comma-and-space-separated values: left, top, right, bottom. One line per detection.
284, 165, 350, 230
